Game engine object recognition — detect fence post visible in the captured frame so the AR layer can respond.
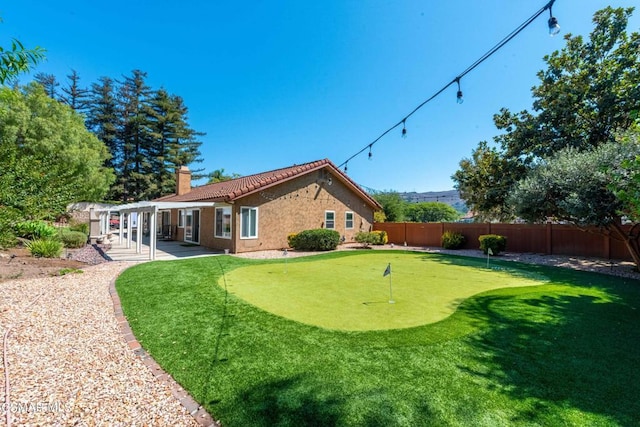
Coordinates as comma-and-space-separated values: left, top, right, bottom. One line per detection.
546, 222, 553, 255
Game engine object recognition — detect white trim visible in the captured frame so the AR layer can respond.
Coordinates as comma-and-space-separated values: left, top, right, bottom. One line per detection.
240, 206, 258, 239
345, 211, 354, 229
214, 206, 232, 239
184, 208, 201, 244
325, 210, 335, 229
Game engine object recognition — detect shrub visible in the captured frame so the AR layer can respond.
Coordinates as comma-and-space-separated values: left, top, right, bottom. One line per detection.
287, 233, 297, 248
355, 231, 388, 246
26, 239, 63, 258
371, 230, 388, 245
289, 229, 340, 251
60, 229, 87, 248
355, 231, 377, 246
441, 231, 465, 249
15, 220, 58, 240
479, 234, 507, 255
0, 207, 22, 249
69, 222, 89, 235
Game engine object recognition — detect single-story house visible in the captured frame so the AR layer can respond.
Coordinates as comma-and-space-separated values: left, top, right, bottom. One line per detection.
150, 159, 382, 254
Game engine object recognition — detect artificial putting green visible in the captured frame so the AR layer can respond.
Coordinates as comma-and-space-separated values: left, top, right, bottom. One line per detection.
221, 251, 548, 331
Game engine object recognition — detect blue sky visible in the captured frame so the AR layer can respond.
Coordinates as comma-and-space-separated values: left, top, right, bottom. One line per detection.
3, 1, 638, 192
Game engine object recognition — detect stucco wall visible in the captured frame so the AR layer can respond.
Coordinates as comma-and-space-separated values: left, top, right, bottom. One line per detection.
233, 171, 374, 253
163, 170, 376, 253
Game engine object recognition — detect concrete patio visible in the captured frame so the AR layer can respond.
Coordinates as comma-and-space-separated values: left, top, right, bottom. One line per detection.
105, 232, 221, 262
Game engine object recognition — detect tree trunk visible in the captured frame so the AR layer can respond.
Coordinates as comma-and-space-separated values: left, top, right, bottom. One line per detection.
609, 221, 640, 271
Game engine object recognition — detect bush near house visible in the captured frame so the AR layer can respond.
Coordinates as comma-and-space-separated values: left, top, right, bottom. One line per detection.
25, 239, 63, 258
287, 233, 298, 248
441, 231, 465, 249
479, 234, 507, 255
289, 229, 340, 251
14, 220, 58, 240
59, 229, 87, 248
355, 231, 388, 246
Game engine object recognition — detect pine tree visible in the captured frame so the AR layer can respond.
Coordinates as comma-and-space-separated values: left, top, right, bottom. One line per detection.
86, 76, 120, 199
117, 70, 154, 201
59, 69, 90, 114
33, 72, 59, 98
146, 89, 204, 198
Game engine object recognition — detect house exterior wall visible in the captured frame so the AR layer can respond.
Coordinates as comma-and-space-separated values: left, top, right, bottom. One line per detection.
162, 170, 376, 253
232, 171, 375, 253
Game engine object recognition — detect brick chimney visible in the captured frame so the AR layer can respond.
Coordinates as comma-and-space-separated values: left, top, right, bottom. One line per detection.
176, 166, 192, 195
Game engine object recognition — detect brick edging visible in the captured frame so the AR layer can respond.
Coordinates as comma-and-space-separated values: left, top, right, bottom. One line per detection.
109, 277, 219, 427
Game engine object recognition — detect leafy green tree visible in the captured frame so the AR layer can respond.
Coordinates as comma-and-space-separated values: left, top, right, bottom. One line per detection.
373, 192, 406, 222
206, 168, 240, 184
511, 138, 640, 268
0, 84, 113, 222
453, 7, 640, 219
452, 141, 525, 221
0, 21, 45, 84
609, 126, 640, 223
405, 202, 460, 223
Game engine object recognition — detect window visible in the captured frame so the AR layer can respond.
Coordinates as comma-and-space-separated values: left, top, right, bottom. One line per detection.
325, 211, 335, 229
178, 209, 185, 228
215, 206, 232, 238
240, 207, 258, 239
345, 211, 354, 229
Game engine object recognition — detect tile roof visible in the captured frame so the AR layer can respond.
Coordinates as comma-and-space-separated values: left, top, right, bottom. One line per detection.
156, 158, 381, 209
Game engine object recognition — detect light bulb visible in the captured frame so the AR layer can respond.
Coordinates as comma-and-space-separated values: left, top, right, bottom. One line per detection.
548, 16, 560, 36
456, 90, 464, 104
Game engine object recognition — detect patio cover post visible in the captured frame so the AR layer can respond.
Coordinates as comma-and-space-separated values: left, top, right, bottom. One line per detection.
118, 212, 123, 245
126, 213, 132, 249
136, 210, 142, 254
150, 206, 157, 260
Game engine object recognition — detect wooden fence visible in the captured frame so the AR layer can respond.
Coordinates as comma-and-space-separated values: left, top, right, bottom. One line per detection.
373, 222, 633, 261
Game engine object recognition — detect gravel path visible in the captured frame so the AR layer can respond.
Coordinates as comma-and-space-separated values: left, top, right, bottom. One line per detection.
0, 262, 199, 426
1, 244, 637, 426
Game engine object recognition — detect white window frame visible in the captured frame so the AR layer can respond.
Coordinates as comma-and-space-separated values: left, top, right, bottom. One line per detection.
345, 211, 354, 229
215, 206, 232, 239
325, 210, 335, 229
240, 206, 258, 239
178, 209, 185, 228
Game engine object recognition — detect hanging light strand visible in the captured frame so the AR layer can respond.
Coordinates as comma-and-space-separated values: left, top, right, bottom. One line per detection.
337, 0, 558, 171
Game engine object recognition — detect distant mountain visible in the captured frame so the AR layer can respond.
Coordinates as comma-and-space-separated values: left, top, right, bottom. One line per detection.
400, 190, 467, 214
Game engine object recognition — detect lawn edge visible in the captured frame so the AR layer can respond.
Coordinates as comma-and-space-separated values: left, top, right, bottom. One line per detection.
108, 275, 220, 427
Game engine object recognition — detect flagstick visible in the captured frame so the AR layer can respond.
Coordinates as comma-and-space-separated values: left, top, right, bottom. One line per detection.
388, 271, 394, 304
487, 251, 490, 268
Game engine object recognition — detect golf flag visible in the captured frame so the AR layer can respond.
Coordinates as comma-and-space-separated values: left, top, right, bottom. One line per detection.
487, 248, 494, 256
383, 263, 391, 277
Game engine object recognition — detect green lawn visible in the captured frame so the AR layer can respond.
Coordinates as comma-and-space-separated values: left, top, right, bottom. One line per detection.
223, 252, 547, 330
116, 251, 640, 426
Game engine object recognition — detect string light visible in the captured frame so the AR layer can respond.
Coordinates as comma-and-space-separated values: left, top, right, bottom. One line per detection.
368, 145, 373, 160
337, 0, 560, 172
456, 78, 464, 104
548, 4, 561, 36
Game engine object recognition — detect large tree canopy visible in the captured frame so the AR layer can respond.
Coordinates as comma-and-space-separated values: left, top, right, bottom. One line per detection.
510, 133, 640, 266
453, 7, 640, 220
0, 84, 114, 219
452, 7, 640, 267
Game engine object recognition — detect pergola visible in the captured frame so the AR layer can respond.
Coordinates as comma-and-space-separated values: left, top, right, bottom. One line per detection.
98, 201, 216, 260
